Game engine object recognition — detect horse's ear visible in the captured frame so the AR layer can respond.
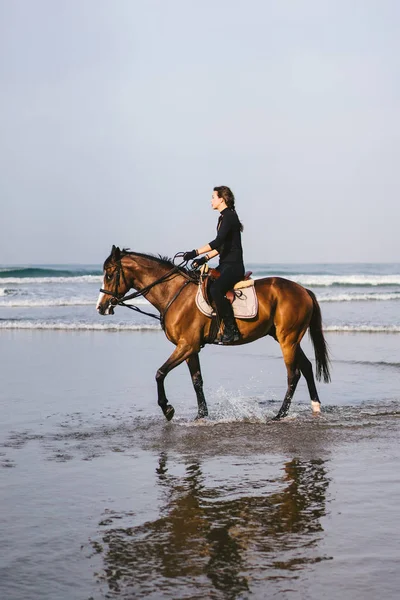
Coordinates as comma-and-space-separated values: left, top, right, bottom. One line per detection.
111, 245, 121, 258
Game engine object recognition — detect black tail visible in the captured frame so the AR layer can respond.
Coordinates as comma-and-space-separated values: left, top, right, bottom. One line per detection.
307, 289, 331, 383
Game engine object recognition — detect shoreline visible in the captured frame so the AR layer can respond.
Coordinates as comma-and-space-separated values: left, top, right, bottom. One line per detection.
1, 323, 400, 333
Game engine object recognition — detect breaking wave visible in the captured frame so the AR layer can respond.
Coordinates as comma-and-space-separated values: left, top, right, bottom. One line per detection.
287, 275, 400, 287
318, 292, 400, 302
0, 298, 150, 308
0, 321, 161, 331
325, 325, 400, 333
0, 275, 102, 285
0, 321, 398, 333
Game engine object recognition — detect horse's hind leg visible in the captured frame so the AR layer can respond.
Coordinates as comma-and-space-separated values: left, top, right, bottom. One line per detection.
298, 346, 321, 414
186, 353, 208, 419
273, 342, 301, 420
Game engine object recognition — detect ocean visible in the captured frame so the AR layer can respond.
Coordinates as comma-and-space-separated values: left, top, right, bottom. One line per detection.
1, 262, 400, 600
1, 262, 400, 332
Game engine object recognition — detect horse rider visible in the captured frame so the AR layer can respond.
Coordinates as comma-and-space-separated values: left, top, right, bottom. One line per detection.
183, 185, 245, 344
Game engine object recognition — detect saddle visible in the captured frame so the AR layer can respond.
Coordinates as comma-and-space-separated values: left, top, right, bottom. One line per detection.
199, 264, 253, 307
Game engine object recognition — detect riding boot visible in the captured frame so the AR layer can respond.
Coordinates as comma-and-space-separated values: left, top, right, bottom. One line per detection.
220, 314, 240, 344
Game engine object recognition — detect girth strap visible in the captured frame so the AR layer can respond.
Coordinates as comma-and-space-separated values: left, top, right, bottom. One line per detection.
160, 279, 192, 330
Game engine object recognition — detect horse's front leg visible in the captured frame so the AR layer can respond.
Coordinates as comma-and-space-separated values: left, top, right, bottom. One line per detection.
156, 343, 193, 421
186, 353, 208, 419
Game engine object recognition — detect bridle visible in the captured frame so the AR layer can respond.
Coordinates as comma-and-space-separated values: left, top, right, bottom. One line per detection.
99, 254, 196, 327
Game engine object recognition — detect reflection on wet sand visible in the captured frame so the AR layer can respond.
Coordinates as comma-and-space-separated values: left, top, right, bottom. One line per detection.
91, 454, 331, 598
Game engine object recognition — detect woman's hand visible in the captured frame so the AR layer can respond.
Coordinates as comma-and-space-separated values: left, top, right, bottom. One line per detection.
192, 256, 208, 269
183, 249, 198, 261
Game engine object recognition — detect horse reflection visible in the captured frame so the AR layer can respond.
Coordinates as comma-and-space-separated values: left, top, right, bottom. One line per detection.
91, 454, 330, 597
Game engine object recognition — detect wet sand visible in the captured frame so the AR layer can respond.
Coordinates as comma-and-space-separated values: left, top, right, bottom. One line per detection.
0, 330, 399, 599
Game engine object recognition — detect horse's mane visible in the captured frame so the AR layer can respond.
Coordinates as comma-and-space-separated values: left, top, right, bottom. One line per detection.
104, 248, 199, 280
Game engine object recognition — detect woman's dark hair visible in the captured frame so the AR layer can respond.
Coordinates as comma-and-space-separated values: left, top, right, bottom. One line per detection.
214, 186, 244, 232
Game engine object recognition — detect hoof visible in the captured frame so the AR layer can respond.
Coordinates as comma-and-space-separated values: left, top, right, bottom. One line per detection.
272, 412, 287, 421
164, 405, 175, 421
195, 412, 208, 421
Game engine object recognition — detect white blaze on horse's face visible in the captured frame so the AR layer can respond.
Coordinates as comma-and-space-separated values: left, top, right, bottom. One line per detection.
96, 274, 113, 315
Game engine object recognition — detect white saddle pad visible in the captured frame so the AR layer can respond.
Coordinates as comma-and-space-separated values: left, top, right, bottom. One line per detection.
195, 281, 258, 319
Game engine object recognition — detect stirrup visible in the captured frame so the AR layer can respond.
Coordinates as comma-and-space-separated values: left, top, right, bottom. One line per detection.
219, 321, 240, 344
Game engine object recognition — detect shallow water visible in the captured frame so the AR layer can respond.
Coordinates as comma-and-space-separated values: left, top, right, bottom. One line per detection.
0, 331, 399, 599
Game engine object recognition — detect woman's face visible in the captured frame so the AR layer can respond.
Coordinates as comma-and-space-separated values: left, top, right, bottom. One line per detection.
211, 191, 222, 210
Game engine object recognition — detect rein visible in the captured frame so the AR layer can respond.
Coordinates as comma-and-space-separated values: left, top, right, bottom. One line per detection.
99, 254, 197, 327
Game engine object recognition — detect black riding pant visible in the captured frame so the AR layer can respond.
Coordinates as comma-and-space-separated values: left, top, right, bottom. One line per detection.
210, 263, 244, 320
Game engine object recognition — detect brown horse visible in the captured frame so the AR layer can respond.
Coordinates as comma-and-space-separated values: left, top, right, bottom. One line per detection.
96, 246, 330, 421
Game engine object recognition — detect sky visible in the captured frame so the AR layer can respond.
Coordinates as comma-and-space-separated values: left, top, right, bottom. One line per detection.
1, 0, 399, 265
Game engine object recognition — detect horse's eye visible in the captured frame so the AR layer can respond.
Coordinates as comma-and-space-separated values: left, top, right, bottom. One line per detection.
106, 273, 113, 282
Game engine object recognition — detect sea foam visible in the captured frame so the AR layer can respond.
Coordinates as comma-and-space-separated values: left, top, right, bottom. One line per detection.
0, 321, 398, 333
0, 298, 151, 308
0, 321, 161, 331
318, 292, 400, 302
0, 275, 102, 285
325, 325, 400, 333
290, 275, 400, 287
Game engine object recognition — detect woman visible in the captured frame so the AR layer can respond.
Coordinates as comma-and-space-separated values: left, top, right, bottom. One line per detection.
183, 186, 245, 343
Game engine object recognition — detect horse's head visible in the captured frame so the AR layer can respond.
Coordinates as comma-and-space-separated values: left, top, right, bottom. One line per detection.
96, 245, 130, 315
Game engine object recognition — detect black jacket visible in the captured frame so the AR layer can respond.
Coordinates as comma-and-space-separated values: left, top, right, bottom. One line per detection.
209, 208, 244, 267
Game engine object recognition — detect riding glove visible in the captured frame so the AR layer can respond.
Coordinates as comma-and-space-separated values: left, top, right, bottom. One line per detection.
183, 249, 198, 261
192, 256, 208, 268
